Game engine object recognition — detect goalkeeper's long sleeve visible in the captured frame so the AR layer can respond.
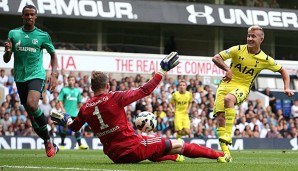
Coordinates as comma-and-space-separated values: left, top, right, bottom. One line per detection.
113, 73, 163, 108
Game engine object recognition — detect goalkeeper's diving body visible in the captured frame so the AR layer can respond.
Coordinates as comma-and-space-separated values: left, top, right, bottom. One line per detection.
51, 52, 225, 163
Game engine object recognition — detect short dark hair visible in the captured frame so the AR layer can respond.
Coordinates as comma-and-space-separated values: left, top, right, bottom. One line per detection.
91, 71, 108, 92
22, 5, 37, 15
68, 75, 75, 80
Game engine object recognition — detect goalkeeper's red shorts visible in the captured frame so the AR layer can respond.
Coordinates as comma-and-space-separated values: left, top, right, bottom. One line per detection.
114, 135, 172, 163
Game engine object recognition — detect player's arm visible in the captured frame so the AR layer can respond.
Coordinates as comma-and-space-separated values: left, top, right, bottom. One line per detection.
187, 102, 192, 114
58, 90, 66, 112
115, 73, 163, 107
169, 94, 176, 113
58, 100, 66, 112
3, 38, 12, 63
187, 93, 193, 114
44, 33, 58, 91
169, 102, 175, 113
212, 54, 232, 82
50, 52, 58, 75
77, 101, 83, 109
48, 52, 58, 91
278, 67, 294, 97
116, 52, 180, 107
77, 91, 82, 108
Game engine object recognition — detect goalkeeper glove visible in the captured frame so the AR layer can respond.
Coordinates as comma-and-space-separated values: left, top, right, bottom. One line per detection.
50, 111, 73, 126
159, 52, 180, 75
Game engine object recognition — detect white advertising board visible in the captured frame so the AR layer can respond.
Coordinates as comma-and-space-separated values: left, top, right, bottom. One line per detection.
1, 47, 297, 76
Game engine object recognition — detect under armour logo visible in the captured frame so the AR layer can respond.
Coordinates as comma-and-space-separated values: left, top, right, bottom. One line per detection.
186, 5, 215, 24
254, 60, 259, 67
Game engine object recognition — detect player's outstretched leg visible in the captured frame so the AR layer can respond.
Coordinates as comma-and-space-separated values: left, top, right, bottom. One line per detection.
182, 143, 224, 159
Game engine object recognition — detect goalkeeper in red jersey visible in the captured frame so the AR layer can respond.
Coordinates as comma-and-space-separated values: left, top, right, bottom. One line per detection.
51, 52, 225, 163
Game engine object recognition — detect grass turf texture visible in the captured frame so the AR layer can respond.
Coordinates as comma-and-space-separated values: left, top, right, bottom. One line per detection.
1, 150, 298, 171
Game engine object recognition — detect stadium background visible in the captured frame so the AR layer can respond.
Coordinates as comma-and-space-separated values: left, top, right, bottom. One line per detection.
1, 0, 298, 150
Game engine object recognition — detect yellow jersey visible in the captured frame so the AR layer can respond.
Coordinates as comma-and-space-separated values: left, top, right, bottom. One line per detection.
219, 44, 282, 90
171, 91, 192, 117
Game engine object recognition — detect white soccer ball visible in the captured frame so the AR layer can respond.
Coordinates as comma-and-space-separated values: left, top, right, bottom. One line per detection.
135, 111, 157, 132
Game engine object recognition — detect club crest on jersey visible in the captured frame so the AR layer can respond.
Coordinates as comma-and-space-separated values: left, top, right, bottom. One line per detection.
32, 39, 38, 45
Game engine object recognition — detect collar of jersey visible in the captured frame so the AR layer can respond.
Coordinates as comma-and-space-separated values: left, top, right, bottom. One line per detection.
22, 26, 36, 32
246, 45, 262, 55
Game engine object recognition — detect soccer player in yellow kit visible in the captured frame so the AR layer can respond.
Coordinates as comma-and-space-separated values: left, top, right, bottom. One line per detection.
212, 25, 294, 163
170, 80, 193, 139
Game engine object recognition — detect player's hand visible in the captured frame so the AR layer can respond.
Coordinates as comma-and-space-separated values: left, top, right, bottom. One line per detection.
223, 69, 232, 83
160, 52, 180, 71
4, 38, 12, 52
284, 89, 294, 97
50, 111, 73, 126
49, 72, 58, 92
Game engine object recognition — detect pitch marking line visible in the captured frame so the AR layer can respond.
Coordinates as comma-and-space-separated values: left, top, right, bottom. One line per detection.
0, 165, 127, 171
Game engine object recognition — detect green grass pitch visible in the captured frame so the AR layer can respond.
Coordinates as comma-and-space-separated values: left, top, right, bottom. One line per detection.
1, 150, 298, 171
